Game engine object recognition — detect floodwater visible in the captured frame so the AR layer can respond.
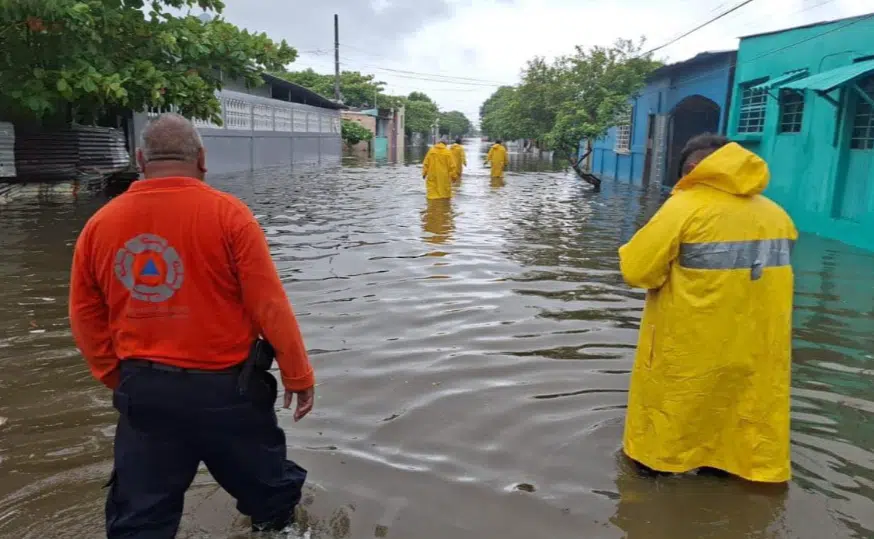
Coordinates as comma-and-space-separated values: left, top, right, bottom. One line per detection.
1, 139, 874, 539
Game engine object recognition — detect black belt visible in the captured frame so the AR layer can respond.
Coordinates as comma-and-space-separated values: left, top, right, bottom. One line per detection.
124, 358, 244, 375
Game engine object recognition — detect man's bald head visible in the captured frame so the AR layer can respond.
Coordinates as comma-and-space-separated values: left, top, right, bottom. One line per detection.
137, 113, 207, 180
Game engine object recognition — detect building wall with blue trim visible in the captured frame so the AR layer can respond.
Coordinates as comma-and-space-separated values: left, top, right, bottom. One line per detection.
590, 53, 735, 187
727, 15, 874, 252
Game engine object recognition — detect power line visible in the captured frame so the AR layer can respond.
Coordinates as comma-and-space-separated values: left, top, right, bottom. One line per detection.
289, 61, 498, 94
297, 52, 509, 87
337, 44, 513, 84
294, 5, 866, 103
642, 0, 757, 56
303, 49, 514, 86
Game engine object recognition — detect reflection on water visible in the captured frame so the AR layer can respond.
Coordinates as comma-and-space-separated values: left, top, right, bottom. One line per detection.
0, 139, 873, 538
421, 199, 454, 245
611, 460, 791, 539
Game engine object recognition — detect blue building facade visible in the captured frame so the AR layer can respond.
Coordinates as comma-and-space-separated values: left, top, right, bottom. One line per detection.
590, 51, 737, 187
727, 14, 874, 251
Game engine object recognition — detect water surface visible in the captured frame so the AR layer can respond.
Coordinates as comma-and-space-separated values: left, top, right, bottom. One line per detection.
1, 140, 873, 538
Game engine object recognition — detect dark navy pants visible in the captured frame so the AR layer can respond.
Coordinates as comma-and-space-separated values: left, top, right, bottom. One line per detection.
106, 361, 307, 538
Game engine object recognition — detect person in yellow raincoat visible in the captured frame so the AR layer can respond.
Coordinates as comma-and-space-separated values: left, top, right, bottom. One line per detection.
449, 137, 467, 182
486, 139, 508, 179
422, 137, 457, 200
619, 134, 797, 483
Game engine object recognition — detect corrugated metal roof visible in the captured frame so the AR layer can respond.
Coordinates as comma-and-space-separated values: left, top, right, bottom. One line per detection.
0, 122, 15, 178
750, 69, 808, 91
261, 74, 347, 110
782, 60, 874, 93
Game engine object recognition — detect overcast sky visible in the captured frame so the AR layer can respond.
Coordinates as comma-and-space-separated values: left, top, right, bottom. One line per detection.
215, 0, 871, 125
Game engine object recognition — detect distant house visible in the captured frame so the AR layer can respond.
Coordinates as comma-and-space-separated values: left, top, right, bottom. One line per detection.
727, 13, 874, 251
589, 50, 737, 187
341, 106, 405, 161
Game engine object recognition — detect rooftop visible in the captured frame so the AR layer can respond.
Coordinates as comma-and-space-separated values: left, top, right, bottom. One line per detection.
739, 12, 874, 40
261, 73, 346, 110
648, 50, 737, 79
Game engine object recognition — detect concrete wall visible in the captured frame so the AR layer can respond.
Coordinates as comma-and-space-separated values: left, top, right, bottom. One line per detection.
728, 15, 874, 251
592, 54, 735, 187
135, 89, 342, 175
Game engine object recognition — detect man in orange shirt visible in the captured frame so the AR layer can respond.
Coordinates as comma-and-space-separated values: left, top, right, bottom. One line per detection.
69, 113, 316, 537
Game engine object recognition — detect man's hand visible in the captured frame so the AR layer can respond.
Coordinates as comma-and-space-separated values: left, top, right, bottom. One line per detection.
284, 386, 315, 422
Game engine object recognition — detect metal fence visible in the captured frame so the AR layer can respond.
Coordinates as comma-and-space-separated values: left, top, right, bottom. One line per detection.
4, 125, 129, 181
140, 89, 342, 175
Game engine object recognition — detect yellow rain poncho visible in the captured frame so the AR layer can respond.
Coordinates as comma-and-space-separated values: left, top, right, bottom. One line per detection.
486, 143, 508, 179
619, 143, 797, 483
422, 142, 457, 200
450, 143, 467, 181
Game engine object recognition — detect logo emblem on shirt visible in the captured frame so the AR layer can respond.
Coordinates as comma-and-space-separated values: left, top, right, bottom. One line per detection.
114, 234, 184, 303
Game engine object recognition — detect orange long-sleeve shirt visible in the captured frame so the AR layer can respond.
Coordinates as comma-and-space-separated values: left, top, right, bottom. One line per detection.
69, 177, 314, 392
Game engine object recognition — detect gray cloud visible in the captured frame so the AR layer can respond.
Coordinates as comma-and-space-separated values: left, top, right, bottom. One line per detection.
217, 0, 454, 57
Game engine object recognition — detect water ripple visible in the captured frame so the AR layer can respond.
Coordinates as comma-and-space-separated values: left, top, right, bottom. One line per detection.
0, 144, 872, 538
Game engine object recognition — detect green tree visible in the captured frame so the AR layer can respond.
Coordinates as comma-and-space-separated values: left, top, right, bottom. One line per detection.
479, 86, 526, 142
407, 91, 435, 104
546, 39, 660, 186
479, 39, 659, 187
341, 118, 373, 146
404, 92, 438, 137
0, 0, 296, 125
273, 68, 389, 109
438, 110, 471, 137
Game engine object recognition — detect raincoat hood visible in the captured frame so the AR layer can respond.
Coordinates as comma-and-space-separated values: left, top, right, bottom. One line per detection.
673, 142, 769, 197
434, 142, 447, 149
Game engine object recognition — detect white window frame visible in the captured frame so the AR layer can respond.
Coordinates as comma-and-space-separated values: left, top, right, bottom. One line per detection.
614, 109, 632, 154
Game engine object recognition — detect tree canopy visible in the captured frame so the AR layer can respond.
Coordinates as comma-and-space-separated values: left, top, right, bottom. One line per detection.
438, 110, 472, 137
0, 0, 296, 125
403, 98, 438, 137
341, 118, 373, 146
479, 39, 660, 185
273, 70, 442, 139
479, 86, 525, 142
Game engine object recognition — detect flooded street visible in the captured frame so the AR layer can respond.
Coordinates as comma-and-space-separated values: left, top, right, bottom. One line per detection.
2, 139, 874, 538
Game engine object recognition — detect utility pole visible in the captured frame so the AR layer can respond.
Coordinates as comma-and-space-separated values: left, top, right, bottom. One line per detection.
333, 14, 340, 102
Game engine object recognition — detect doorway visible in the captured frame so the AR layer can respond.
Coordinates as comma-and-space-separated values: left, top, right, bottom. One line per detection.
666, 95, 721, 187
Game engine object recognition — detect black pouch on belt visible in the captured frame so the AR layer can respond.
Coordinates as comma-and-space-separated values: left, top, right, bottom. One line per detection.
237, 338, 278, 408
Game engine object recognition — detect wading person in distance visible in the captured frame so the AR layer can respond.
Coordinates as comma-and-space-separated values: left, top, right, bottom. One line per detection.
422, 136, 458, 200
69, 113, 316, 536
450, 136, 467, 182
618, 134, 796, 483
486, 139, 508, 180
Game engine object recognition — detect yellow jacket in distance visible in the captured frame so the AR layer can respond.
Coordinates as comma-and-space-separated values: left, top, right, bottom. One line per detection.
450, 143, 467, 180
422, 143, 457, 200
619, 142, 797, 483
486, 143, 507, 178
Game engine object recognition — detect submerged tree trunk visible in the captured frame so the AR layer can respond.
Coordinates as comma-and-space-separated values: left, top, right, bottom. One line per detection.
565, 150, 600, 189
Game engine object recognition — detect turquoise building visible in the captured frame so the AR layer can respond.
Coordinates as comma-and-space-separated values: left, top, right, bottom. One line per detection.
727, 13, 874, 251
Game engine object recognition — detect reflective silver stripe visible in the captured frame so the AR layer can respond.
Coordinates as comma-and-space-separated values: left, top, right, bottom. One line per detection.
679, 238, 794, 280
